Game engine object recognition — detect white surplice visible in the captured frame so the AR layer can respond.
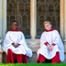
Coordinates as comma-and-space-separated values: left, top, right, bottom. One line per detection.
3, 31, 32, 57
37, 30, 64, 62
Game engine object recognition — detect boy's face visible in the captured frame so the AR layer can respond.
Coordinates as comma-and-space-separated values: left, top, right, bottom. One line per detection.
43, 21, 52, 30
11, 22, 18, 30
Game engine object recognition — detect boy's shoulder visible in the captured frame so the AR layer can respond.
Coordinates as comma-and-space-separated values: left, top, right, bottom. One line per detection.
52, 30, 59, 33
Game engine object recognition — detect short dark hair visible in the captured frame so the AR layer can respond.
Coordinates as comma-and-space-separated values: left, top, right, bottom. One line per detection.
43, 19, 53, 25
10, 20, 18, 25
43, 19, 55, 30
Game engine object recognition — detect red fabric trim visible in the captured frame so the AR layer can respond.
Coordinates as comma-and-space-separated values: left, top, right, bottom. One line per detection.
37, 52, 60, 63
6, 49, 28, 63
44, 29, 55, 32
37, 54, 46, 63
9, 29, 20, 31
22, 55, 28, 63
52, 52, 60, 63
6, 49, 14, 63
9, 27, 21, 31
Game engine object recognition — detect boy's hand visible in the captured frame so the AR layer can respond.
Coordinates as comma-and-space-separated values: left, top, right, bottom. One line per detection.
44, 42, 49, 46
15, 43, 20, 48
12, 43, 15, 46
12, 43, 20, 48
47, 44, 54, 51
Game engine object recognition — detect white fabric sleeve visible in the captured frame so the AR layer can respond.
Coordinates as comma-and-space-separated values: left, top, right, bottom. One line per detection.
3, 32, 13, 52
19, 32, 32, 57
53, 30, 64, 62
40, 32, 47, 48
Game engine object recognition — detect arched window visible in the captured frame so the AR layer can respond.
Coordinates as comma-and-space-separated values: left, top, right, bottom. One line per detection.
36, 0, 60, 38
7, 0, 30, 38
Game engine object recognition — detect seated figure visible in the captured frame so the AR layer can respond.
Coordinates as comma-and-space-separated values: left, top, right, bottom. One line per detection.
37, 20, 64, 63
3, 20, 32, 63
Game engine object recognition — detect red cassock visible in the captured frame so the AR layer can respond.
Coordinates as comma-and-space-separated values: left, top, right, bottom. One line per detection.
6, 49, 28, 63
37, 30, 64, 63
37, 52, 60, 63
3, 31, 32, 63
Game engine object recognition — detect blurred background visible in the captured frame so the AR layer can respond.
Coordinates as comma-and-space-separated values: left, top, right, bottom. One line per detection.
0, 0, 66, 63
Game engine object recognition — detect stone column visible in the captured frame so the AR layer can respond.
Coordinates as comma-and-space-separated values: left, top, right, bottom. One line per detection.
2, 0, 7, 37
64, 0, 66, 52
0, 0, 7, 62
60, 0, 64, 39
0, 0, 3, 39
27, 0, 40, 52
30, 0, 37, 40
0, 0, 3, 63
